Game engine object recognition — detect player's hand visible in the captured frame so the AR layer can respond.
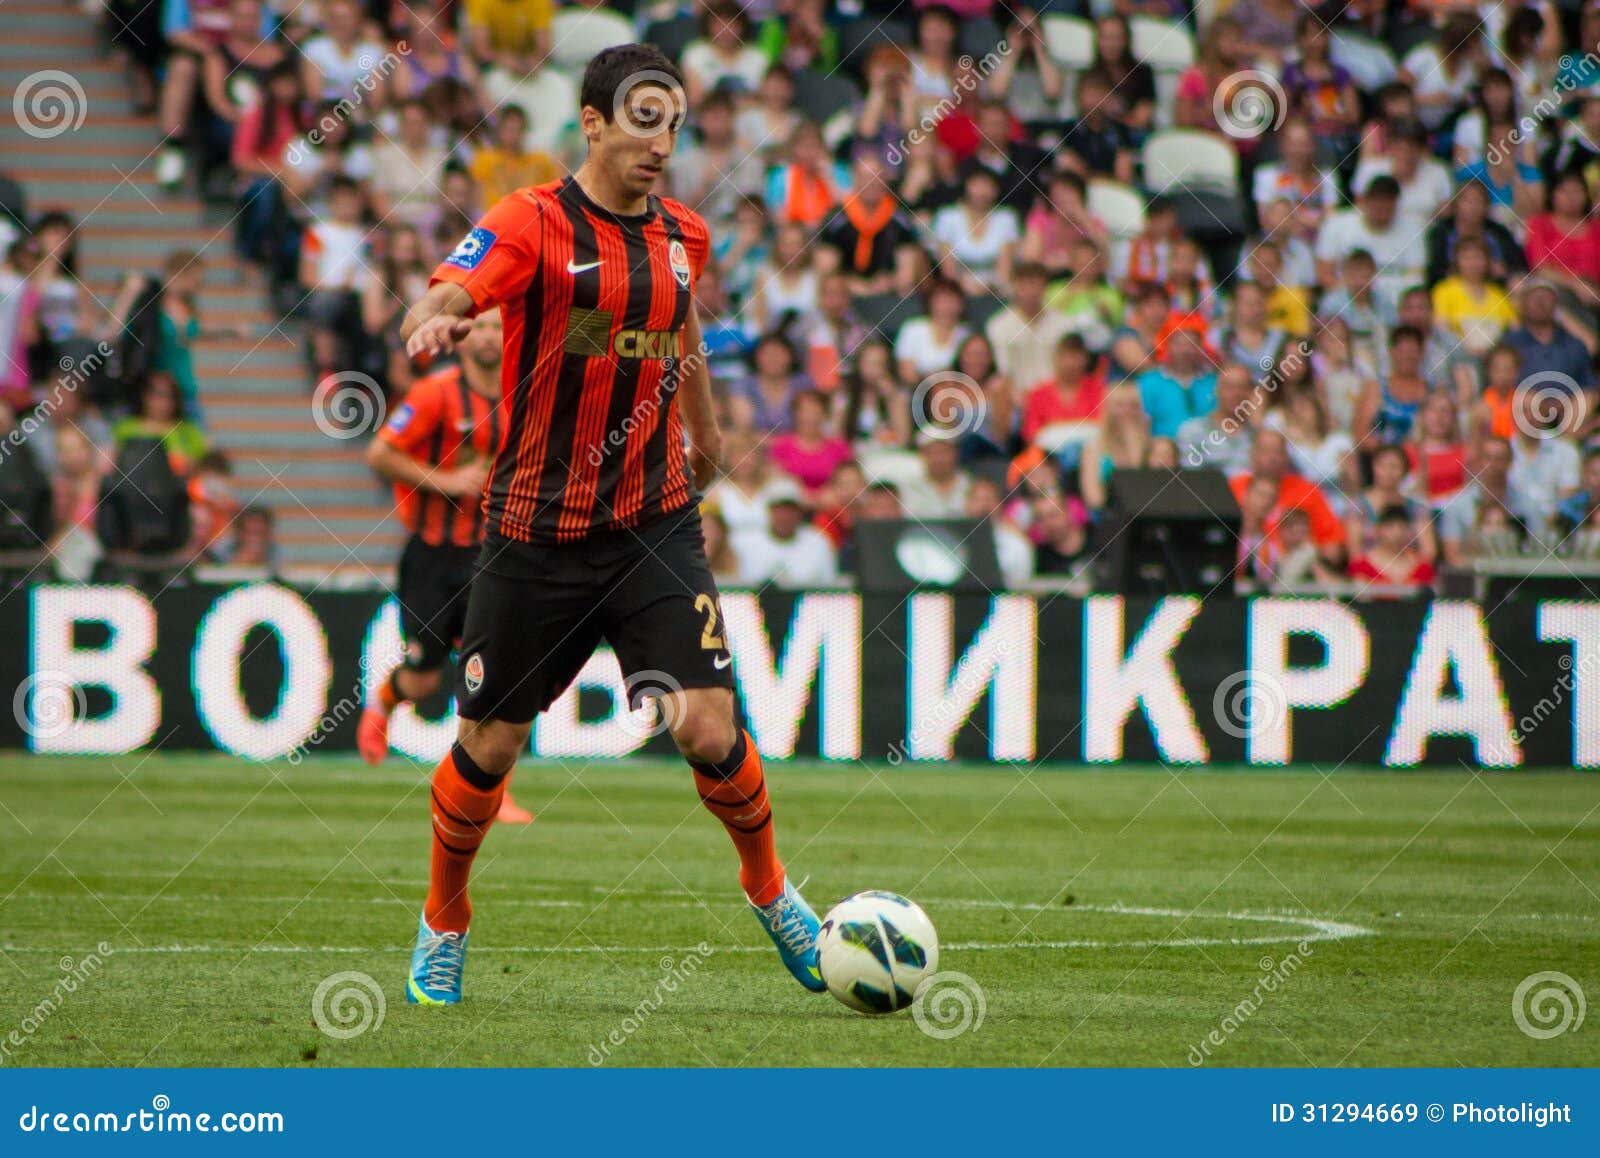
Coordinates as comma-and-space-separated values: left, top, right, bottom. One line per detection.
439, 461, 489, 497
405, 315, 472, 360
688, 432, 723, 492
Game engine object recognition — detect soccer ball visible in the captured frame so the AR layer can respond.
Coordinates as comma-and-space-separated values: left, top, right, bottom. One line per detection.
816, 891, 939, 1014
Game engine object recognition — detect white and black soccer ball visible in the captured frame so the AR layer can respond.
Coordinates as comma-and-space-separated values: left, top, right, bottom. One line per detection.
816, 891, 939, 1014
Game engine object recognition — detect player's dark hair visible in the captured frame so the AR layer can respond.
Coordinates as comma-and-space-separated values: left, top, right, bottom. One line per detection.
580, 44, 684, 123
1376, 504, 1412, 527
1389, 324, 1425, 348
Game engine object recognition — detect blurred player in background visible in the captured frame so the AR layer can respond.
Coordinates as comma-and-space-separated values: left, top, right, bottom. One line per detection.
397, 44, 823, 1005
359, 308, 532, 824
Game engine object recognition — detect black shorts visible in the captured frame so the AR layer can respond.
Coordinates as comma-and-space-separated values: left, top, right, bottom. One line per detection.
396, 535, 479, 671
454, 507, 736, 724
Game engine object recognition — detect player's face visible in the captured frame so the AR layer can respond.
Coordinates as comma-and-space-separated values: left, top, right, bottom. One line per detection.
594, 83, 686, 197
461, 309, 503, 367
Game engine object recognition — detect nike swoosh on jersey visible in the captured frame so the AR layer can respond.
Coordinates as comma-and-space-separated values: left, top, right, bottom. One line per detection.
713, 655, 732, 670
566, 259, 604, 274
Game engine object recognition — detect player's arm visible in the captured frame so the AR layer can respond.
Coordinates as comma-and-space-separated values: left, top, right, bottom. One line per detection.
401, 282, 476, 359
367, 437, 483, 497
367, 386, 484, 497
404, 196, 544, 359
679, 302, 723, 490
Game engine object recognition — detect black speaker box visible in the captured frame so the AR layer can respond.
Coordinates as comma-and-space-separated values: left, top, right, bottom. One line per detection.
1090, 468, 1241, 596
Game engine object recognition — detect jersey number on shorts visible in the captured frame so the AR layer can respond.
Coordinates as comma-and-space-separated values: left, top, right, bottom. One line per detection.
694, 594, 726, 651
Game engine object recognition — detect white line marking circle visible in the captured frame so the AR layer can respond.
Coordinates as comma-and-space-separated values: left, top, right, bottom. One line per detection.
2, 898, 1371, 954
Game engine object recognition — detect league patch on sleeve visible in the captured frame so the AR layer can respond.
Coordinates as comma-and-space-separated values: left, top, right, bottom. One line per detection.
386, 402, 414, 433
445, 227, 496, 272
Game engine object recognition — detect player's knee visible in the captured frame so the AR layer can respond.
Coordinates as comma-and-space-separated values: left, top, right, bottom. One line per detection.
457, 719, 527, 779
669, 705, 737, 766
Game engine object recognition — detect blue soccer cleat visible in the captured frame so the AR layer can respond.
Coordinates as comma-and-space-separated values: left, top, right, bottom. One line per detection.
750, 878, 825, 992
406, 912, 468, 1005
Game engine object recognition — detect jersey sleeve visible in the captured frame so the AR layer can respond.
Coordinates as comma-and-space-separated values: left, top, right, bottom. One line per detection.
679, 207, 713, 283
431, 192, 546, 312
378, 377, 444, 454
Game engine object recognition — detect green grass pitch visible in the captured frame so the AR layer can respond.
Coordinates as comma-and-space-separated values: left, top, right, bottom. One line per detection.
1, 754, 1596, 1067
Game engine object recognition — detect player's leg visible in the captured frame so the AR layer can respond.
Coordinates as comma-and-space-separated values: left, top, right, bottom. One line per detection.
358, 537, 459, 765
662, 686, 822, 992
407, 550, 602, 1004
603, 512, 824, 992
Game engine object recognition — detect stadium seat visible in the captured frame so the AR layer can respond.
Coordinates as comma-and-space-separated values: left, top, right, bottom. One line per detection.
483, 65, 578, 154
960, 15, 1004, 61
1140, 129, 1239, 196
643, 14, 701, 65
792, 68, 862, 126
548, 8, 635, 71
1087, 178, 1147, 240
1190, 0, 1225, 34
1330, 30, 1399, 90
854, 291, 924, 338
836, 16, 913, 80
1129, 16, 1196, 73
1042, 15, 1095, 70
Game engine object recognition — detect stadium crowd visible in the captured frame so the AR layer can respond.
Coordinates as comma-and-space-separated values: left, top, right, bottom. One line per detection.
7, 0, 1600, 592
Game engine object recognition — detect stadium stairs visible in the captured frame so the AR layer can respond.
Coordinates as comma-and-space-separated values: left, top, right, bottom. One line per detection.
1, 1, 401, 583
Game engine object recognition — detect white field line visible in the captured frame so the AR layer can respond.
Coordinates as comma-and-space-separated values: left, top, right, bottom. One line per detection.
0, 900, 1374, 954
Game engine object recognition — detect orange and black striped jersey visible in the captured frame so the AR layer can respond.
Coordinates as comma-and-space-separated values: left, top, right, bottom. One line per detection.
378, 364, 506, 547
429, 176, 709, 544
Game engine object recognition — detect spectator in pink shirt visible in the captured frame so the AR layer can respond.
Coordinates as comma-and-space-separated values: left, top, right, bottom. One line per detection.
769, 389, 853, 497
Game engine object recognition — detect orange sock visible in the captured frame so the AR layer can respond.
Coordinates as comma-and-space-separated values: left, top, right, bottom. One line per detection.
377, 670, 403, 715
425, 743, 505, 933
692, 730, 784, 905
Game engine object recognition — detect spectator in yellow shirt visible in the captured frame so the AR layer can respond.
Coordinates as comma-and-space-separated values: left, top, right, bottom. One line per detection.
469, 105, 563, 206
1246, 239, 1313, 338
464, 0, 552, 76
1431, 237, 1517, 357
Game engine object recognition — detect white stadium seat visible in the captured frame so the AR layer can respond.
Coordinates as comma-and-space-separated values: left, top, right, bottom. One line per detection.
1140, 129, 1240, 195
1042, 14, 1096, 71
1087, 178, 1148, 240
1129, 16, 1196, 73
548, 8, 635, 71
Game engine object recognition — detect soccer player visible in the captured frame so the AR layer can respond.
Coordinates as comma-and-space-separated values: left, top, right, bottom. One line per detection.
397, 44, 824, 1005
357, 308, 533, 825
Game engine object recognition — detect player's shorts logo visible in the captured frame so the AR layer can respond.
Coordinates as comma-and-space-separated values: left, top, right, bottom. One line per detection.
445, 227, 496, 272
669, 238, 690, 289
464, 652, 485, 694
